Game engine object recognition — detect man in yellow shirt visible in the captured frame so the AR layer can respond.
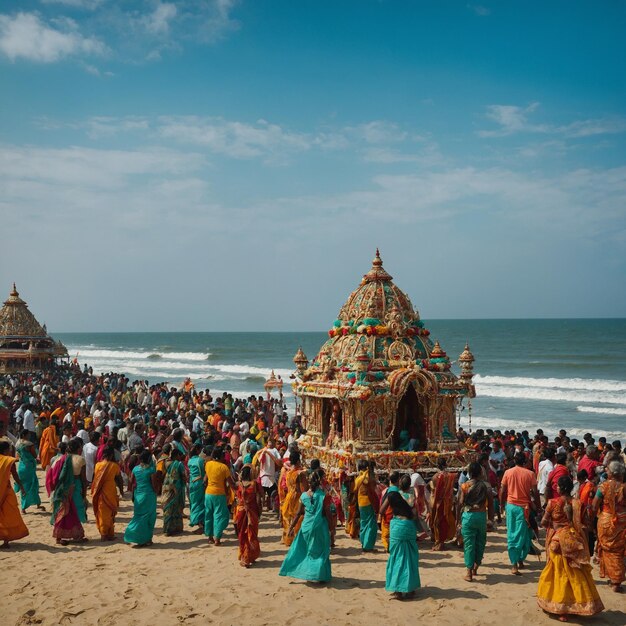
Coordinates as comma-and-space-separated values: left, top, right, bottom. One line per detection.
203, 447, 235, 546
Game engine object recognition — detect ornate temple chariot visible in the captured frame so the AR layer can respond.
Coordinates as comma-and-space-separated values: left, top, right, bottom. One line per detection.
0, 284, 68, 374
292, 251, 475, 474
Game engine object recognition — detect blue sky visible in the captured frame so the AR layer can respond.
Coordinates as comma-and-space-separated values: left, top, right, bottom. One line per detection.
1, 1, 625, 331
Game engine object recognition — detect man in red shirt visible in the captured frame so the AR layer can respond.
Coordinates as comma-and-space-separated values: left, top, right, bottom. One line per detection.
578, 445, 602, 478
544, 452, 570, 501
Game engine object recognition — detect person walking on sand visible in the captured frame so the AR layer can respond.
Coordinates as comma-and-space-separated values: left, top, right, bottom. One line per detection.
161, 447, 187, 536
14, 430, 44, 513
279, 469, 332, 583
204, 447, 235, 545
124, 450, 159, 548
380, 473, 421, 600
354, 460, 379, 552
187, 443, 206, 533
91, 446, 123, 541
500, 451, 541, 575
536, 475, 604, 621
592, 461, 626, 593
429, 457, 457, 551
280, 450, 307, 546
0, 441, 29, 548
234, 464, 262, 567
457, 461, 494, 582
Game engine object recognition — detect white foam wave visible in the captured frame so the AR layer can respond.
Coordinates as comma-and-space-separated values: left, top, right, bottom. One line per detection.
460, 415, 626, 441
207, 364, 293, 379
474, 374, 626, 392
576, 405, 626, 416
476, 383, 626, 406
68, 348, 210, 362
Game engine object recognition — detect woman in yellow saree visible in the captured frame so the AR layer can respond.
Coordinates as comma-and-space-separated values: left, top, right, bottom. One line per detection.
39, 419, 58, 470
592, 460, 626, 593
0, 441, 29, 548
91, 447, 124, 541
537, 474, 604, 620
280, 450, 306, 546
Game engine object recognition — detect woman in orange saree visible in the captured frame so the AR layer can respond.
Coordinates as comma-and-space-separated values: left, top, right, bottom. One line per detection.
234, 465, 262, 567
430, 459, 457, 550
592, 461, 626, 593
39, 419, 58, 470
91, 447, 123, 541
281, 451, 307, 546
0, 441, 29, 548
537, 475, 604, 619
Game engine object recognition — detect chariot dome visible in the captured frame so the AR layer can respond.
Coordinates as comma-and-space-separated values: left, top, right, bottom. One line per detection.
0, 284, 68, 373
293, 251, 475, 460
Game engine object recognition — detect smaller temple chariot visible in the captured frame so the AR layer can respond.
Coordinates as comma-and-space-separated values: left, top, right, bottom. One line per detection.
292, 251, 476, 474
0, 284, 68, 374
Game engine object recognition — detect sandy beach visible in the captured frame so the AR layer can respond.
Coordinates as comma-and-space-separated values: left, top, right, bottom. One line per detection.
1, 469, 623, 626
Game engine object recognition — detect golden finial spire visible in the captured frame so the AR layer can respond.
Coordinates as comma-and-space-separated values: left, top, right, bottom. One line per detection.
363, 249, 392, 282
11, 282, 18, 297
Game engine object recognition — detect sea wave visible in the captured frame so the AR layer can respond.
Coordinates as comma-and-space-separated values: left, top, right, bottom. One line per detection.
476, 383, 626, 405
576, 405, 626, 416
474, 374, 626, 392
463, 415, 626, 441
68, 348, 211, 362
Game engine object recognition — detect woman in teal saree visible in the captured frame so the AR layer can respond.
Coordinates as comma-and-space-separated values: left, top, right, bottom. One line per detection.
14, 431, 43, 512
380, 474, 421, 599
124, 450, 158, 547
162, 448, 187, 536
187, 444, 205, 531
279, 470, 332, 583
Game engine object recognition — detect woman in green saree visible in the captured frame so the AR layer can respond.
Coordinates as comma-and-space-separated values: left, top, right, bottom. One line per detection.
14, 430, 44, 512
124, 450, 159, 547
279, 469, 332, 583
187, 443, 205, 532
162, 448, 187, 536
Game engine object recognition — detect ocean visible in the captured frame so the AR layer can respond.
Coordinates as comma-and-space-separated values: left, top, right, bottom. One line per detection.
55, 319, 626, 441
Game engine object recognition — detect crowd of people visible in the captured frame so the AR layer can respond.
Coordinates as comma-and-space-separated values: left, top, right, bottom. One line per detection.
0, 366, 625, 621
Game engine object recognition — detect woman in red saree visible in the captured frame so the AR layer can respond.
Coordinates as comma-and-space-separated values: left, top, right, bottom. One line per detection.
91, 447, 124, 541
49, 452, 86, 545
592, 461, 626, 592
234, 465, 262, 567
430, 459, 457, 550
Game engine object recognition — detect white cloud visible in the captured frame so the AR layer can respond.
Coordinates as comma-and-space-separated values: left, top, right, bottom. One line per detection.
0, 144, 205, 189
478, 103, 542, 136
349, 121, 408, 144
156, 117, 311, 161
0, 12, 105, 62
479, 102, 626, 139
143, 2, 178, 36
41, 0, 105, 8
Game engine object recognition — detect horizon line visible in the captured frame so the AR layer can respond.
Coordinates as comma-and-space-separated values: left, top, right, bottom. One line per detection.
51, 316, 626, 334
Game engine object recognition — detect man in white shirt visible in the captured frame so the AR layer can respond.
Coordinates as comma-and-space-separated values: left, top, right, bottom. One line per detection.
83, 431, 100, 484
23, 405, 36, 440
76, 421, 90, 445
258, 439, 282, 511
192, 412, 204, 435
537, 447, 556, 505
